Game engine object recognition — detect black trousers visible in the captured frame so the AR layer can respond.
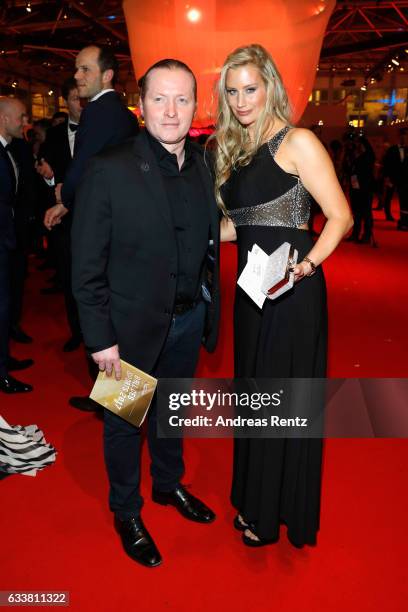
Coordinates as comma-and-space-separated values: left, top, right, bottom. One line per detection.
0, 248, 11, 377
380, 185, 394, 219
54, 222, 81, 339
9, 248, 27, 328
397, 185, 408, 228
350, 188, 373, 240
103, 300, 206, 520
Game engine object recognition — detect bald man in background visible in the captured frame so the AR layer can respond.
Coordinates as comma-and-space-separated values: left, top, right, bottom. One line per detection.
0, 97, 32, 393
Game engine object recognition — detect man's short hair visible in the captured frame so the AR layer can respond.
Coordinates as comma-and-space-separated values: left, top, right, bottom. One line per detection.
52, 111, 68, 122
95, 45, 119, 86
61, 77, 78, 101
140, 59, 197, 101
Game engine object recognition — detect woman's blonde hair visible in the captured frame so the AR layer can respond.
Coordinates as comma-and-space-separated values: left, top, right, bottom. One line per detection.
212, 44, 292, 213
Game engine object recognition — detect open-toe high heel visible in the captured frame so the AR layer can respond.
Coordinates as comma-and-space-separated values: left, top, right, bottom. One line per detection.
242, 525, 277, 548
233, 514, 248, 532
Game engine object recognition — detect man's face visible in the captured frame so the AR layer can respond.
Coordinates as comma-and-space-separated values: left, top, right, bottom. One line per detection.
66, 87, 82, 122
75, 47, 106, 99
5, 100, 26, 139
140, 68, 196, 147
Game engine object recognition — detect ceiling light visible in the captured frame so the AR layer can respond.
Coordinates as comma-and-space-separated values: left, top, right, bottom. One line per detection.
186, 8, 201, 22
391, 58, 400, 66
26, 2, 31, 12
48, 89, 54, 96
360, 84, 367, 91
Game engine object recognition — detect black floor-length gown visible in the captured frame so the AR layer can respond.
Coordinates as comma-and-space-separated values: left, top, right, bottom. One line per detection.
223, 127, 328, 547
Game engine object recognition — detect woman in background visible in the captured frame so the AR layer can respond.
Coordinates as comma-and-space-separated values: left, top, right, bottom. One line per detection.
214, 44, 352, 548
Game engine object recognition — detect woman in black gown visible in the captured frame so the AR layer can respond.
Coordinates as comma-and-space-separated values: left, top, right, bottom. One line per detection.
213, 45, 353, 548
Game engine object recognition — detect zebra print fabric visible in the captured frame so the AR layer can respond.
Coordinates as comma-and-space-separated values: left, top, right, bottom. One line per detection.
0, 415, 56, 477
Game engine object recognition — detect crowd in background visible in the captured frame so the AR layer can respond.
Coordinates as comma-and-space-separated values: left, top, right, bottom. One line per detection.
1, 82, 407, 396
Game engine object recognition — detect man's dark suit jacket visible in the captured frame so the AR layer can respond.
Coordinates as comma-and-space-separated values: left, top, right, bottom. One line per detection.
0, 142, 17, 251
383, 145, 408, 188
71, 130, 220, 373
61, 91, 139, 208
41, 122, 72, 185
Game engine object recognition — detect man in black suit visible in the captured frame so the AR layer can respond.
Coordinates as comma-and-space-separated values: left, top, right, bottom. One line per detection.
37, 78, 83, 351
43, 46, 139, 409
0, 97, 32, 394
44, 45, 139, 228
72, 60, 220, 567
383, 128, 408, 231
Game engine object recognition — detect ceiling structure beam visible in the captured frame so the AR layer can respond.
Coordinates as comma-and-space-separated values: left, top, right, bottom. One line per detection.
2, 19, 86, 33
357, 8, 383, 37
0, 64, 60, 88
391, 1, 408, 25
322, 32, 408, 57
70, 1, 128, 43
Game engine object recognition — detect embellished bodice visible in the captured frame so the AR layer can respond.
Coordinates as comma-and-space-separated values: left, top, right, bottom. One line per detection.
222, 127, 311, 228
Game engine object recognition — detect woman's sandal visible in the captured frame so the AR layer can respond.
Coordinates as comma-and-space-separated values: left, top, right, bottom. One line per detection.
242, 526, 278, 548
233, 514, 248, 532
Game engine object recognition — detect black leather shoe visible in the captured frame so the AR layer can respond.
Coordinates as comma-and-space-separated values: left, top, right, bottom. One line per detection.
152, 484, 215, 523
7, 356, 34, 371
10, 325, 33, 344
0, 375, 33, 393
115, 517, 162, 567
63, 336, 82, 352
69, 396, 101, 412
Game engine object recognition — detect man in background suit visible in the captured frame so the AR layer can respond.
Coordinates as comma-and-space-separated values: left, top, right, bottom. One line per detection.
0, 97, 32, 394
37, 78, 83, 351
42, 45, 139, 410
44, 45, 139, 227
72, 60, 220, 567
383, 128, 408, 231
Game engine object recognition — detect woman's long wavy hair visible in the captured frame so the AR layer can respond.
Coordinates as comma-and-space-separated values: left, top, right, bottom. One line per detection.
213, 44, 292, 214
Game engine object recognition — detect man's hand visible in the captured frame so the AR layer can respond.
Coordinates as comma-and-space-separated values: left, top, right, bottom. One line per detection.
91, 344, 122, 381
44, 202, 68, 230
35, 158, 54, 180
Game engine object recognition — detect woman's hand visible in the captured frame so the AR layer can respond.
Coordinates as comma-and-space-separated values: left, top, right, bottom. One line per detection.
293, 260, 313, 282
220, 217, 237, 242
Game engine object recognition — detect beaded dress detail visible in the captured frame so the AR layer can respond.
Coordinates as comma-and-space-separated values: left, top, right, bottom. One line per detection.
228, 127, 311, 228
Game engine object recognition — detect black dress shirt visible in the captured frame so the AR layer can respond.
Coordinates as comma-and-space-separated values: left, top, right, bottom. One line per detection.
146, 130, 210, 303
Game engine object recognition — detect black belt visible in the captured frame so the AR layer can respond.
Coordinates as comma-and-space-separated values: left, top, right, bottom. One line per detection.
173, 301, 198, 315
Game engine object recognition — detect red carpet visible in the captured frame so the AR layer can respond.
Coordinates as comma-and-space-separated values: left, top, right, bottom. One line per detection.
1, 203, 407, 611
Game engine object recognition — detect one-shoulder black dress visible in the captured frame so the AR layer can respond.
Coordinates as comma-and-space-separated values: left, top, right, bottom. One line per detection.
223, 127, 327, 547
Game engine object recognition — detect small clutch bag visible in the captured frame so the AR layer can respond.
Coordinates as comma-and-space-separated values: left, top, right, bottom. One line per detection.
261, 241, 298, 300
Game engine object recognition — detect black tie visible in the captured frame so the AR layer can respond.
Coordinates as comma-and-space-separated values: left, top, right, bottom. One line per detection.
69, 123, 78, 132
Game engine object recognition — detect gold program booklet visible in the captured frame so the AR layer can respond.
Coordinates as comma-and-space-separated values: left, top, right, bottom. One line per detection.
90, 359, 157, 427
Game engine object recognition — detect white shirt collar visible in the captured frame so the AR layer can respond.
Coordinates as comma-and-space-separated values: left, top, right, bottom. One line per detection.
0, 134, 9, 148
90, 88, 115, 102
